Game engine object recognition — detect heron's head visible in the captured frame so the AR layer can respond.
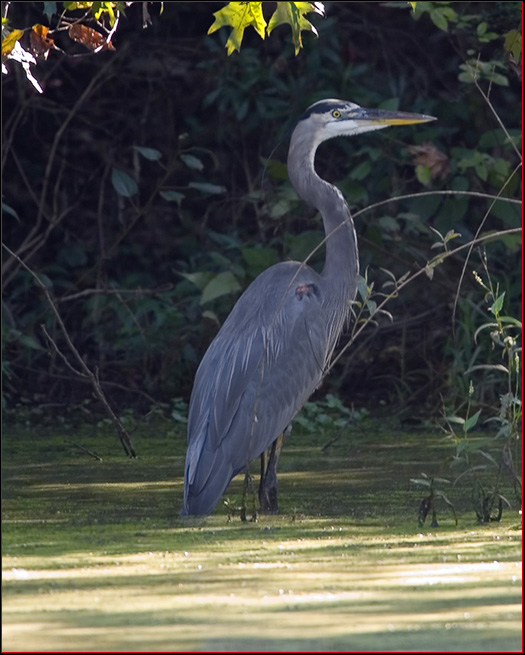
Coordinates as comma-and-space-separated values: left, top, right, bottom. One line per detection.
296, 99, 436, 147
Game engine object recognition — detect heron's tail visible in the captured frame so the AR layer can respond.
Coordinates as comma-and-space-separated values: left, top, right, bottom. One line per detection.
181, 439, 235, 516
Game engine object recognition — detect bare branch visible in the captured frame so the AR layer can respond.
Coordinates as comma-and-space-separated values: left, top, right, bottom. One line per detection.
72, 442, 103, 461
41, 324, 88, 378
2, 242, 136, 458
2, 48, 125, 281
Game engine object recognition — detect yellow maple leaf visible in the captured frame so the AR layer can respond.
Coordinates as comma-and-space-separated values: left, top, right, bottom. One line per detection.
2, 29, 25, 56
267, 2, 324, 55
208, 2, 267, 56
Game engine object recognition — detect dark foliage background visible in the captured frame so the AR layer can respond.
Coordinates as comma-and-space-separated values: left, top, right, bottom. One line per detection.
2, 2, 522, 424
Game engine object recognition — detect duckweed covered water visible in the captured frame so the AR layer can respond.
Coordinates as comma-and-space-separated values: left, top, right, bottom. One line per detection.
2, 421, 522, 652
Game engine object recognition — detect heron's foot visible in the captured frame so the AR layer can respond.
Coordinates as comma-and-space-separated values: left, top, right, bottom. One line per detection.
241, 469, 258, 522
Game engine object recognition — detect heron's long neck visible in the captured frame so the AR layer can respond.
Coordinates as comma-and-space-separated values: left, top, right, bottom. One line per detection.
287, 134, 359, 301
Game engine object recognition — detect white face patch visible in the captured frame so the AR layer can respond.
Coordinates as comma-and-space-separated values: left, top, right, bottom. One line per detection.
321, 116, 389, 141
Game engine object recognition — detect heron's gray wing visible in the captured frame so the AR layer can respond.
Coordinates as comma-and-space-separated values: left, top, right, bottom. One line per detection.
182, 263, 328, 515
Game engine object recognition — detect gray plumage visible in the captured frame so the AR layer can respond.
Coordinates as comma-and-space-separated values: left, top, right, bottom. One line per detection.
181, 99, 435, 516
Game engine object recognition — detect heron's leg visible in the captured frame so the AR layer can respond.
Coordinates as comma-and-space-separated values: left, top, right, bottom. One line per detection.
259, 428, 288, 514
240, 468, 258, 522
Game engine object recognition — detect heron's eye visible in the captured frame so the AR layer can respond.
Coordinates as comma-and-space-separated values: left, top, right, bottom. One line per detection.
332, 110, 341, 119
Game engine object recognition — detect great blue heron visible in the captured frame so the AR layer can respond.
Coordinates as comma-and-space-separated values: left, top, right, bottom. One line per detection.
181, 99, 435, 516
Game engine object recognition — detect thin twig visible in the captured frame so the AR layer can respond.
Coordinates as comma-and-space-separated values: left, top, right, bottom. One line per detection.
41, 324, 87, 378
15, 364, 160, 406
451, 162, 522, 332
72, 442, 103, 461
326, 227, 522, 375
2, 48, 124, 281
468, 61, 523, 160
57, 284, 173, 303
351, 189, 521, 223
2, 243, 136, 458
447, 64, 522, 330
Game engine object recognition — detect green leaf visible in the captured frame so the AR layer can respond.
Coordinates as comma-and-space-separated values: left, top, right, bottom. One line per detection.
188, 182, 227, 195
267, 1, 324, 55
200, 271, 241, 305
458, 59, 509, 86
464, 409, 481, 432
460, 438, 496, 454
133, 146, 162, 161
202, 310, 219, 325
424, 264, 434, 280
490, 73, 509, 87
458, 69, 477, 84
261, 158, 289, 180
490, 291, 505, 316
444, 230, 461, 244
411, 2, 430, 20
504, 29, 522, 62
17, 332, 44, 351
241, 247, 278, 277
36, 272, 53, 289
180, 271, 213, 290
159, 190, 184, 204
266, 197, 290, 219
356, 275, 369, 301
415, 164, 432, 185
498, 316, 522, 329
285, 230, 324, 263
365, 299, 377, 314
474, 160, 488, 181
446, 415, 465, 426
111, 169, 138, 198
410, 478, 431, 488
440, 7, 457, 21
171, 409, 188, 424
430, 8, 448, 32
492, 158, 511, 178
350, 160, 371, 181
208, 1, 266, 56
480, 32, 499, 44
477, 449, 499, 467
378, 216, 399, 232
479, 129, 519, 148
433, 477, 452, 485
180, 154, 204, 171
465, 364, 509, 375
476, 22, 487, 37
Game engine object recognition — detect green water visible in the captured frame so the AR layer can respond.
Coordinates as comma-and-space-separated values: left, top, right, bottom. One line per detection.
2, 421, 521, 652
